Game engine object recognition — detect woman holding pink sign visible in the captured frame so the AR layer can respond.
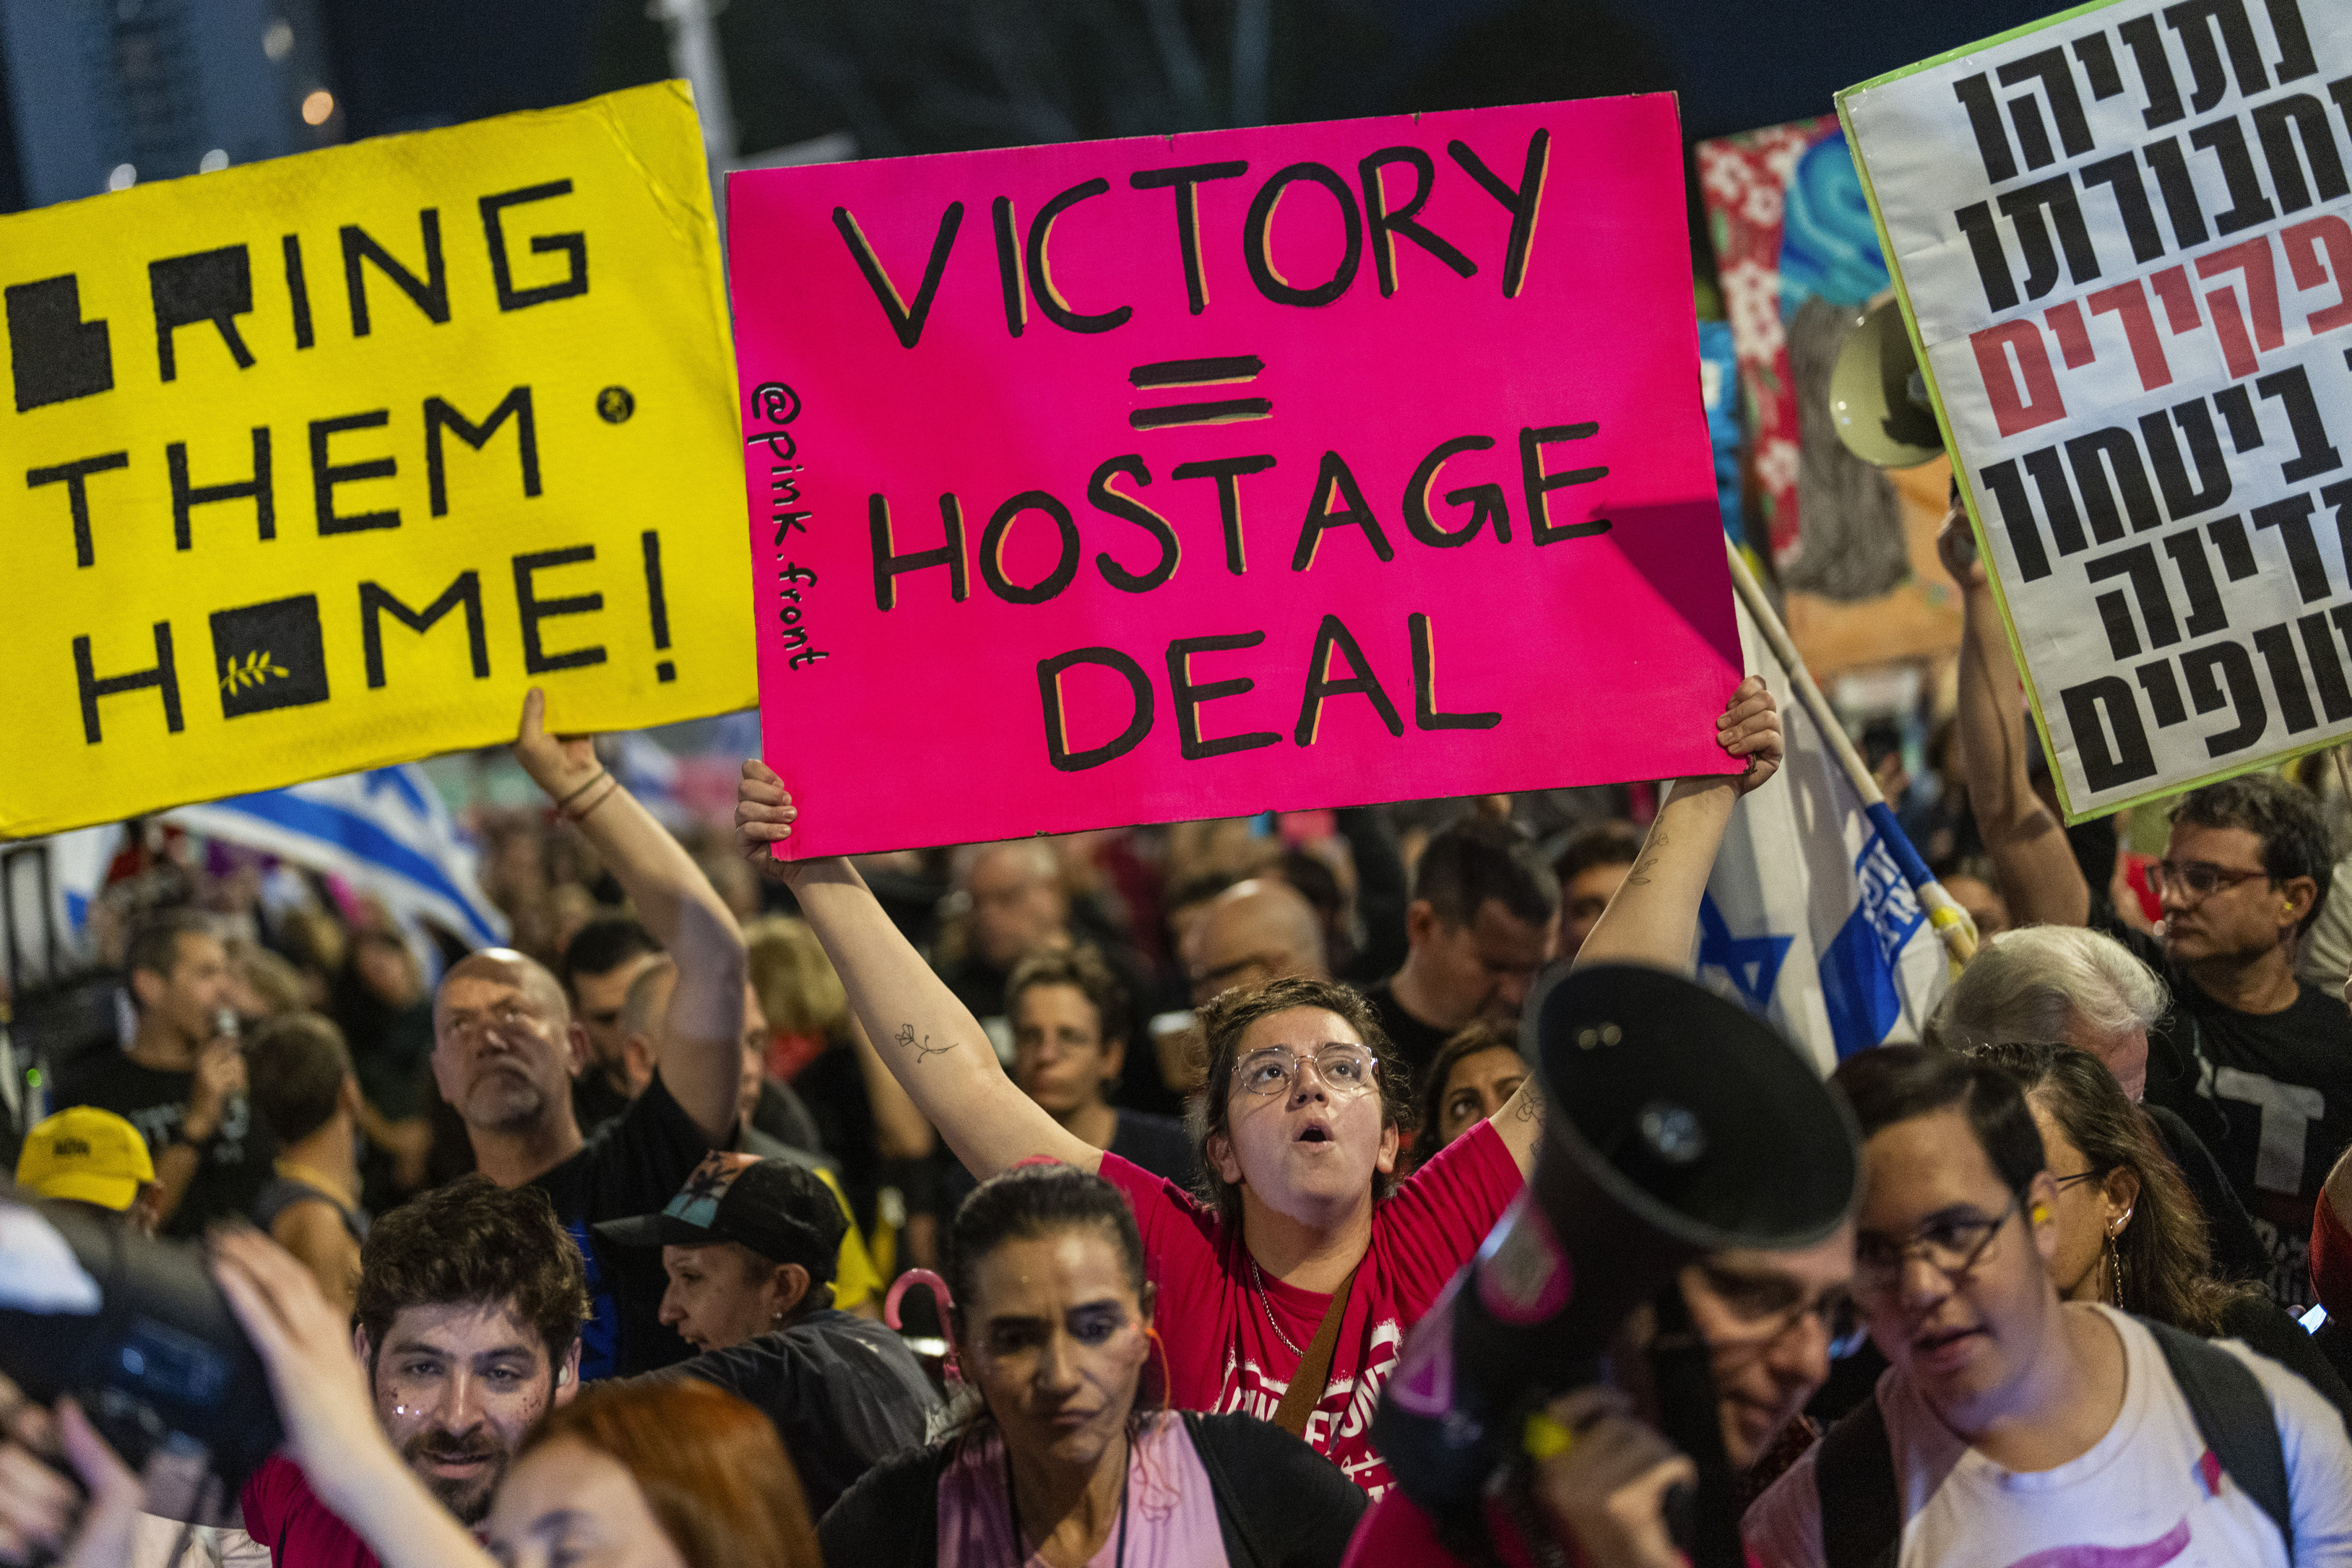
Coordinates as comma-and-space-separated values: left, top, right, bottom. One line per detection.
732, 679, 1783, 1498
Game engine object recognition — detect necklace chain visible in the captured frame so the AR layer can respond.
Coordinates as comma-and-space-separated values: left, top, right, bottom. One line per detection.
1248, 1255, 1305, 1359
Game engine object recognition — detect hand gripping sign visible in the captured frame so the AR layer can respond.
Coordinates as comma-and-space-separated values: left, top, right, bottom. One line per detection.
728, 96, 1743, 857
0, 83, 753, 838
1841, 0, 2352, 819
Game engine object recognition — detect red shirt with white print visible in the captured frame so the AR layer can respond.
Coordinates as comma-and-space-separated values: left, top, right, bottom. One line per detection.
1096, 1117, 1523, 1497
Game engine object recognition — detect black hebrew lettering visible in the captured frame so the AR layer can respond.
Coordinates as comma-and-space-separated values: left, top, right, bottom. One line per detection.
2165, 0, 2269, 112
2210, 513, 2260, 578
1245, 163, 1363, 309
2142, 398, 2234, 518
2252, 95, 2349, 213
2303, 609, 2352, 721
2252, 621, 2322, 732
834, 202, 964, 350
210, 595, 329, 719
1171, 455, 1275, 575
2119, 14, 2187, 129
512, 546, 607, 673
1087, 456, 1180, 593
1410, 612, 1500, 730
991, 198, 1027, 339
2328, 482, 2352, 588
2060, 677, 2158, 790
2264, 0, 2318, 80
2080, 156, 2168, 265
28, 452, 128, 568
1294, 614, 1402, 745
1028, 179, 1132, 334
1129, 162, 1249, 318
2256, 367, 2343, 482
1982, 459, 2052, 579
2143, 138, 2210, 249
2253, 493, 2331, 601
2214, 384, 2265, 452
1359, 148, 1477, 297
2024, 447, 2090, 556
1955, 74, 2019, 184
283, 235, 314, 351
2069, 428, 2162, 540
2087, 544, 2182, 656
980, 490, 1082, 603
869, 492, 969, 609
6, 276, 113, 412
1956, 203, 2021, 313
149, 246, 256, 382
1168, 632, 1279, 760
361, 573, 488, 688
2188, 117, 2277, 235
2000, 177, 2102, 299
1519, 424, 1609, 544
1446, 130, 1549, 299
2076, 34, 2126, 100
311, 411, 399, 534
1405, 436, 1510, 547
1998, 48, 2096, 167
2161, 527, 2231, 634
1292, 451, 1392, 570
479, 182, 589, 311
169, 428, 273, 550
342, 211, 450, 336
74, 622, 180, 744
2181, 638, 2269, 753
1037, 647, 1154, 772
425, 388, 541, 516
2140, 659, 2189, 724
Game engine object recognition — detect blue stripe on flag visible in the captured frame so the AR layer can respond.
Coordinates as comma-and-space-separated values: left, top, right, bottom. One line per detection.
210, 790, 502, 946
1819, 907, 1902, 1058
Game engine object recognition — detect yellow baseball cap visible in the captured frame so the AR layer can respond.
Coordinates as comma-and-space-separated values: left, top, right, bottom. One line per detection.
16, 1106, 156, 1210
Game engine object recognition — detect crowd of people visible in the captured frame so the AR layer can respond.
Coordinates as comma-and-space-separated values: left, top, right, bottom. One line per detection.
7, 502, 2352, 1566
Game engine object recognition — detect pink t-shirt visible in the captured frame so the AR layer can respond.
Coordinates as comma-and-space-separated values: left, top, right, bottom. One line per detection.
937, 1412, 1228, 1567
1097, 1118, 1524, 1497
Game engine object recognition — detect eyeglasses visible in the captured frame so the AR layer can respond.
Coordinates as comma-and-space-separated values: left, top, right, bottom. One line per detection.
1853, 1199, 2017, 1294
2146, 860, 2270, 899
1696, 1264, 1870, 1360
2052, 1166, 2113, 1193
1233, 1044, 1379, 1098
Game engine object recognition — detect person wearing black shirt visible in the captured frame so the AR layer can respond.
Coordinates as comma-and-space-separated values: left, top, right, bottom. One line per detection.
51, 907, 276, 1238
599, 1151, 937, 1514
1945, 507, 2352, 1308
1363, 819, 1558, 1082
428, 690, 746, 1377
936, 945, 1197, 1218
556, 914, 663, 1136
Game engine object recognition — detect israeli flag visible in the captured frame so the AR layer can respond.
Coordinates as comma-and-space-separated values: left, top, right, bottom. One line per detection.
163, 766, 507, 950
1696, 601, 1949, 1072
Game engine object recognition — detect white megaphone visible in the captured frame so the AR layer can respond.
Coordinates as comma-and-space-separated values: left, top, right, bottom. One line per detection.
1828, 296, 1945, 469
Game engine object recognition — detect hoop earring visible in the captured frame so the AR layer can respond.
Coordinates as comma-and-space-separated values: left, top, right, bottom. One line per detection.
2105, 1230, 2125, 1307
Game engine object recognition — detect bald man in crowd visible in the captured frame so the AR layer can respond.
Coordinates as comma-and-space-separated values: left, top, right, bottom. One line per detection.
430, 691, 746, 1377
1183, 878, 1331, 1006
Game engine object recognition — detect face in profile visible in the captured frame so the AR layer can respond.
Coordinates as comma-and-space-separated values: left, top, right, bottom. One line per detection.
366, 1300, 577, 1525
487, 1437, 686, 1568
659, 1241, 801, 1353
957, 1224, 1154, 1473
1415, 900, 1551, 1028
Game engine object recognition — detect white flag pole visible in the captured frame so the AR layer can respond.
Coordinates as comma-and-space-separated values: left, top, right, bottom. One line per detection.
1723, 537, 1979, 970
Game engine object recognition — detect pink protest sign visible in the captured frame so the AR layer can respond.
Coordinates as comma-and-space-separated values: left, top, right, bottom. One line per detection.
728, 96, 1741, 856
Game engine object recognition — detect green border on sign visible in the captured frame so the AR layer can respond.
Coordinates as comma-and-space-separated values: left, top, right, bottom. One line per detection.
1833, 0, 2346, 824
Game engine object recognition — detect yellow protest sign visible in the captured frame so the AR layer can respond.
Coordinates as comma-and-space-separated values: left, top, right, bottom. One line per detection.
1, 83, 752, 837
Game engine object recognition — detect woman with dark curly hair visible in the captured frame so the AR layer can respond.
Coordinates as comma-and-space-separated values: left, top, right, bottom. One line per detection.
822, 1162, 1363, 1565
1969, 1042, 2352, 1422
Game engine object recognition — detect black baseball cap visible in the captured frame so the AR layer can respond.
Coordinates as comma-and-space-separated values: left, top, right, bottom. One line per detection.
595, 1151, 845, 1284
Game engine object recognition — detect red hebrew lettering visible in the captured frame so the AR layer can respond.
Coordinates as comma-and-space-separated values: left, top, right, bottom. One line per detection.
2087, 280, 2172, 390
2148, 266, 2203, 332
2197, 237, 2284, 379
2282, 216, 2352, 335
1970, 318, 2068, 437
2044, 300, 2096, 368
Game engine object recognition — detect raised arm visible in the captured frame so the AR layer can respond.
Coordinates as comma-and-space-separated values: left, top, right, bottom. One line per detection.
735, 761, 1094, 1179
512, 689, 745, 1145
1570, 676, 1784, 974
1945, 506, 2090, 927
848, 1014, 937, 1161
